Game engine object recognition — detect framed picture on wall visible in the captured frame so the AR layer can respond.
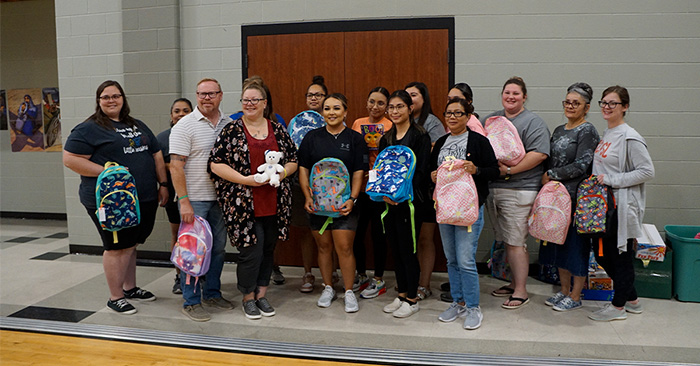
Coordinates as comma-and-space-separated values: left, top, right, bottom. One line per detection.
7, 88, 45, 152
0, 90, 7, 130
42, 87, 61, 151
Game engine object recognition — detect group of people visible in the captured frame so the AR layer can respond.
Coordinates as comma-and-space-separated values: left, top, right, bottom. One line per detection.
63, 74, 654, 329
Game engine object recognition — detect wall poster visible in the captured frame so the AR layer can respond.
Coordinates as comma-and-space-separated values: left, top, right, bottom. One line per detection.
42, 87, 62, 151
8, 88, 45, 152
0, 90, 7, 130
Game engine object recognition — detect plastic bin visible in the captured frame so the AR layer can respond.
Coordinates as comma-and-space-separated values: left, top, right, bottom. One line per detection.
634, 249, 672, 299
665, 225, 700, 302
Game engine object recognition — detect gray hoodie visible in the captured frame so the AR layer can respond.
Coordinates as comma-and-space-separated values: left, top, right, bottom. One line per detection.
592, 123, 655, 252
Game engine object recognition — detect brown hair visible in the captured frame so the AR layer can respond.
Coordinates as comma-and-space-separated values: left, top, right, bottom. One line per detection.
502, 76, 527, 96
87, 80, 136, 130
602, 85, 630, 116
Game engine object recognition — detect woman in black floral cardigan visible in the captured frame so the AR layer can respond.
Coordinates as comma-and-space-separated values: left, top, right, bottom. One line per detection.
209, 80, 297, 320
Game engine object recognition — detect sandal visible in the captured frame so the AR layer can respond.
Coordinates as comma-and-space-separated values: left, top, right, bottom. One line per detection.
417, 286, 432, 301
491, 285, 515, 297
501, 296, 530, 310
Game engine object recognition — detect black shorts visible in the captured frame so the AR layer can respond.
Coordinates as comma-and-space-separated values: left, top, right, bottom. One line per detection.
309, 209, 359, 232
164, 200, 181, 224
86, 201, 158, 251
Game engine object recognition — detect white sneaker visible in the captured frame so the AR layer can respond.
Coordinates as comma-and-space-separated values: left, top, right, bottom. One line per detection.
588, 303, 627, 322
344, 290, 359, 313
317, 284, 336, 308
383, 297, 403, 313
392, 301, 419, 318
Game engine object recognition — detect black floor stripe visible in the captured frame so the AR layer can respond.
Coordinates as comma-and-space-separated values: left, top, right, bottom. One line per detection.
45, 232, 69, 239
8, 306, 95, 323
5, 236, 40, 243
31, 252, 69, 261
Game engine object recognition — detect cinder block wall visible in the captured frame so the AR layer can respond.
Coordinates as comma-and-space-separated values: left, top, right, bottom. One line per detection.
54, 0, 699, 258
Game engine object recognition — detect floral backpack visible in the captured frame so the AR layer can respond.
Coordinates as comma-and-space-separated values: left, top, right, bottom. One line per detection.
365, 145, 418, 251
484, 116, 525, 166
433, 157, 479, 231
288, 110, 325, 149
574, 175, 617, 256
528, 181, 572, 245
94, 162, 140, 243
170, 215, 213, 285
309, 158, 351, 234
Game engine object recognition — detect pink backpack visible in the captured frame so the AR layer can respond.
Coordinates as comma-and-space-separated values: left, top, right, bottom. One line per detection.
484, 116, 525, 166
433, 158, 479, 230
171, 215, 213, 285
528, 181, 571, 245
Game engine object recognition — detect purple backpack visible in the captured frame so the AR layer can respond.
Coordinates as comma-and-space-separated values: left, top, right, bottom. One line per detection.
171, 215, 213, 285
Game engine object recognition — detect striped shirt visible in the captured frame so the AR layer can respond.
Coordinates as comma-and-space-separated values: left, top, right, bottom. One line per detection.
169, 106, 232, 201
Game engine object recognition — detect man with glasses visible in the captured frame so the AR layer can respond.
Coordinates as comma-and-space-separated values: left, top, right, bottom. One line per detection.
170, 78, 234, 322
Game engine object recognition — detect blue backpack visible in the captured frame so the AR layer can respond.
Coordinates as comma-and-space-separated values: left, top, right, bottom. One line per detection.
288, 110, 325, 149
365, 145, 418, 251
95, 162, 140, 243
309, 158, 351, 234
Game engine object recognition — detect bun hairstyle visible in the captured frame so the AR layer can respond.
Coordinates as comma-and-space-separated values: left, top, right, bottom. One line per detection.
502, 76, 527, 96
242, 75, 280, 122
567, 82, 593, 104
446, 97, 474, 115
170, 97, 193, 127
450, 82, 479, 119
602, 85, 630, 116
308, 75, 328, 95
368, 86, 390, 101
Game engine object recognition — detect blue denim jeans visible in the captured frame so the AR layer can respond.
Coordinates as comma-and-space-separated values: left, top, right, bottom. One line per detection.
439, 206, 485, 308
181, 201, 227, 307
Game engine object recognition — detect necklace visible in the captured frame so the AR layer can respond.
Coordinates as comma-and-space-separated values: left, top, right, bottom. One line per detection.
328, 127, 345, 139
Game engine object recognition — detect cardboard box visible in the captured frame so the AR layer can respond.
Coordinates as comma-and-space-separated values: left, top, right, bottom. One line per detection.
588, 271, 613, 291
636, 223, 666, 262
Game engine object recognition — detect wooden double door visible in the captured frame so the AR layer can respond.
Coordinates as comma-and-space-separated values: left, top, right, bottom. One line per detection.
243, 20, 452, 270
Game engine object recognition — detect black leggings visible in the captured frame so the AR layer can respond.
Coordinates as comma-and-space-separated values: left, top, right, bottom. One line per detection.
593, 212, 638, 308
384, 201, 422, 299
353, 192, 388, 277
236, 216, 278, 295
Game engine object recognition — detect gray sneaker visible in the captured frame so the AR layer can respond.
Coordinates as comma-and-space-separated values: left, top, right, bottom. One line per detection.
255, 297, 275, 317
588, 303, 627, 321
182, 304, 210, 322
271, 266, 286, 285
353, 273, 369, 292
202, 296, 234, 309
360, 278, 387, 299
625, 301, 643, 314
438, 302, 467, 323
317, 284, 336, 308
344, 290, 359, 313
242, 299, 262, 319
544, 291, 566, 306
463, 307, 483, 330
553, 296, 582, 311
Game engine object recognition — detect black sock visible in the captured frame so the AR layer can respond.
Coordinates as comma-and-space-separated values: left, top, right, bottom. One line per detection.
398, 296, 407, 302
405, 299, 417, 306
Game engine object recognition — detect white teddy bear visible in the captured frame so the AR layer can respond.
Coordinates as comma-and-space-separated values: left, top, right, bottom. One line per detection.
254, 150, 285, 187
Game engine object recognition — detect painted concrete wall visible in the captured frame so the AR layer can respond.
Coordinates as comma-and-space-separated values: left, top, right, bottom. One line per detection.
51, 0, 699, 257
0, 0, 65, 215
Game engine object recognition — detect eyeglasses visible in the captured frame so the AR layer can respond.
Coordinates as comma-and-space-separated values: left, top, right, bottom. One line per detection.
387, 104, 407, 111
240, 98, 266, 105
196, 91, 221, 99
598, 101, 622, 109
306, 93, 325, 99
443, 111, 467, 118
99, 94, 122, 101
562, 101, 582, 109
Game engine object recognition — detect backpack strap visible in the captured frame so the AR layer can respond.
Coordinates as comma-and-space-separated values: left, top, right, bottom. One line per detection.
113, 232, 118, 244
318, 217, 333, 235
408, 200, 416, 253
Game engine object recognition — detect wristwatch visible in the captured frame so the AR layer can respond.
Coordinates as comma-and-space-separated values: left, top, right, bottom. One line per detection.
350, 196, 358, 205
505, 167, 511, 181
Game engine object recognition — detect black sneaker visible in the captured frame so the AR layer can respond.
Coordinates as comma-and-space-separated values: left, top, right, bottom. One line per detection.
107, 297, 137, 314
172, 274, 182, 294
256, 297, 276, 317
123, 287, 156, 301
242, 299, 262, 320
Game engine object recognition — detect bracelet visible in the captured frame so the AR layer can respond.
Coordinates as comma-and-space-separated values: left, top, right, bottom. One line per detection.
282, 168, 288, 179
178, 195, 189, 201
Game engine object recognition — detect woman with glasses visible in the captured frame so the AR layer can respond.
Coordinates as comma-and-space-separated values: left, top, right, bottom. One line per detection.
539, 83, 600, 312
156, 97, 193, 294
210, 79, 298, 319
380, 90, 432, 318
295, 75, 330, 294
588, 85, 654, 322
351, 86, 393, 299
430, 98, 499, 329
483, 76, 550, 310
298, 93, 368, 313
63, 80, 168, 314
404, 81, 447, 301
